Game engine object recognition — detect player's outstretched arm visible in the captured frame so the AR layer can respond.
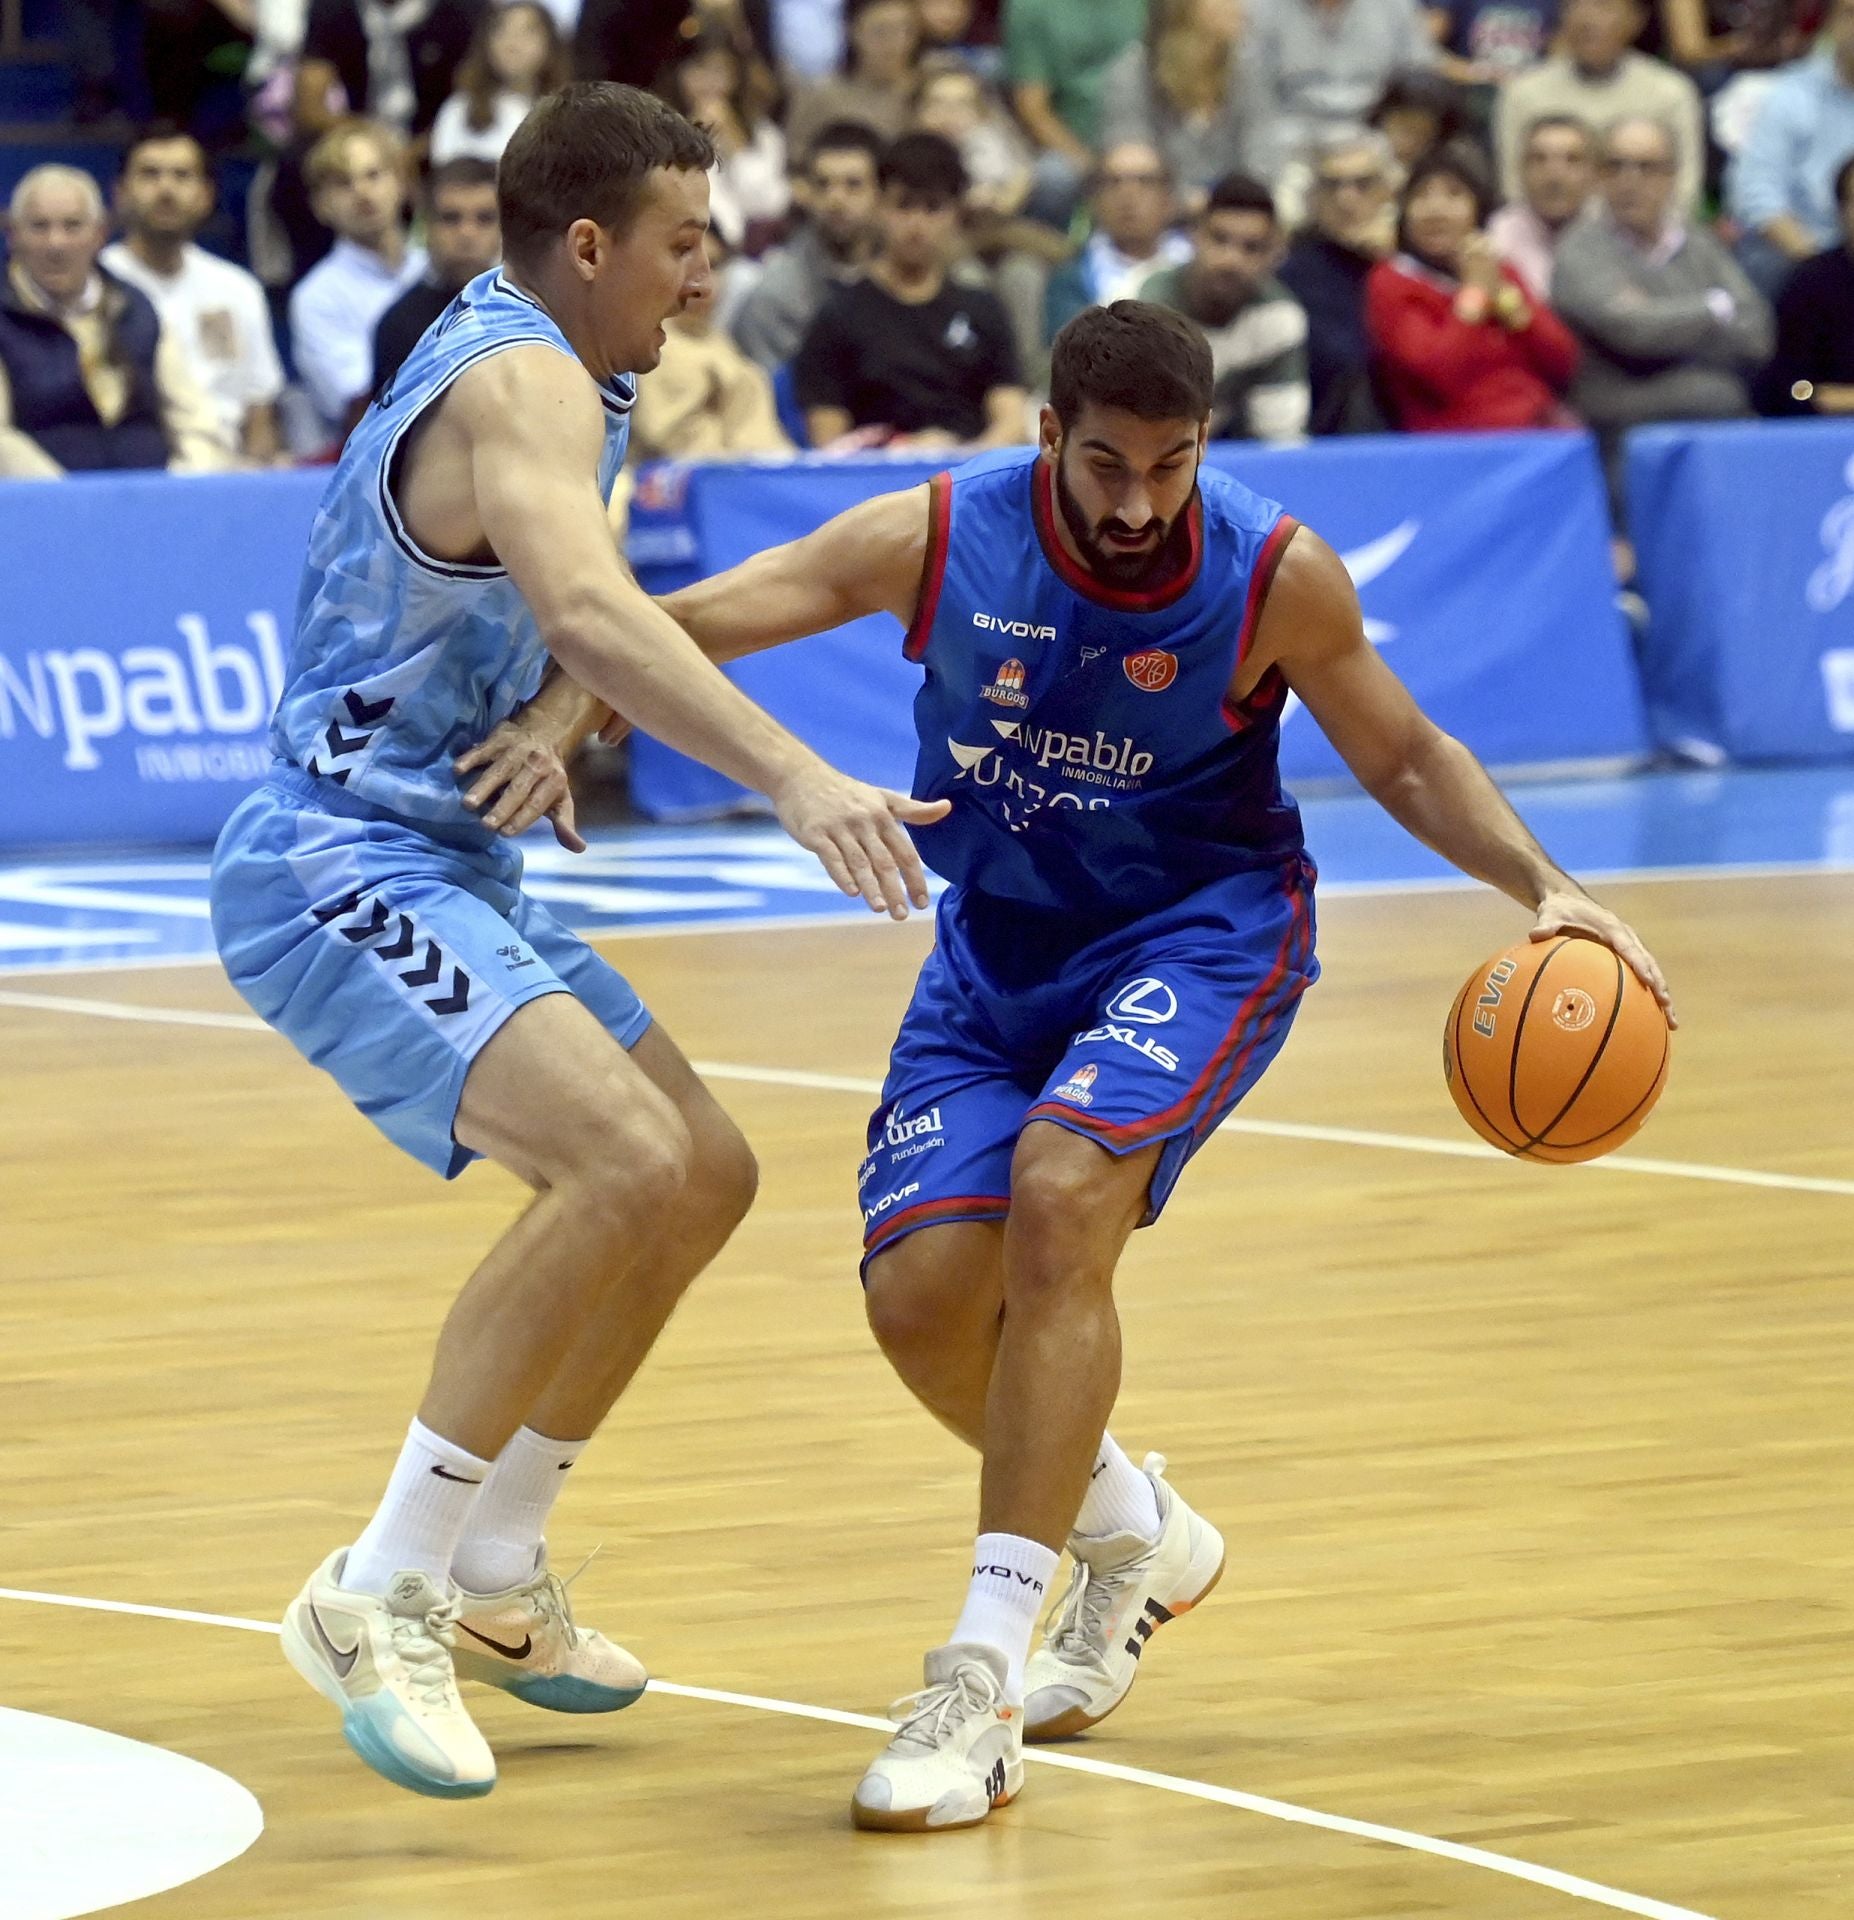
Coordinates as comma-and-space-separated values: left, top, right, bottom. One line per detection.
658, 482, 931, 662
452, 347, 946, 916
1261, 527, 1676, 1024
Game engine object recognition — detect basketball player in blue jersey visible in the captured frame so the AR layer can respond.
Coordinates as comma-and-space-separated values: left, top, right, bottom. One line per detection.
472, 301, 1673, 1830
208, 83, 945, 1801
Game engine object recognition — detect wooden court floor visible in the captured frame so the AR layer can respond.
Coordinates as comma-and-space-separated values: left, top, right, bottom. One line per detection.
1, 873, 1851, 1919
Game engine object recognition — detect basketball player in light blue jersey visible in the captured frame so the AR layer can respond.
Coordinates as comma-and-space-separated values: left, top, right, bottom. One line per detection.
469, 303, 1673, 1830
209, 84, 945, 1801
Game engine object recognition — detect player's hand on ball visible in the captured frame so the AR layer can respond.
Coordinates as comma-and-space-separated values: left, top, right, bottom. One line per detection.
1530, 889, 1675, 1028
772, 763, 950, 920
453, 722, 587, 853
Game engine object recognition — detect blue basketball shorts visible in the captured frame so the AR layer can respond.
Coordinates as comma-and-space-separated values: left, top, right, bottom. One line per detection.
211, 764, 651, 1179
858, 859, 1318, 1270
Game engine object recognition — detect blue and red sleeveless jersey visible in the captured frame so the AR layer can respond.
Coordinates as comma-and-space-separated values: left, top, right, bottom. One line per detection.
903, 446, 1305, 919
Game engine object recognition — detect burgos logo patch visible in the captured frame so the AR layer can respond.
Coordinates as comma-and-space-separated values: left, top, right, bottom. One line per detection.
1051, 1062, 1097, 1107
982, 657, 1030, 708
1123, 649, 1178, 692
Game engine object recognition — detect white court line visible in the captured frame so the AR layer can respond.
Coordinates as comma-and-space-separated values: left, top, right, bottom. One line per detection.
1, 988, 1848, 1200
0, 1584, 1715, 1920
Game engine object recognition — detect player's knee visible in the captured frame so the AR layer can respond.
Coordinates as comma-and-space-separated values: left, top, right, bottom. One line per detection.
864, 1245, 964, 1365
567, 1104, 693, 1234
695, 1111, 759, 1233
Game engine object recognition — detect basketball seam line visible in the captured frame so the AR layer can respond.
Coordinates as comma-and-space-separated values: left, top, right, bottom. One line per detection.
1519, 945, 1626, 1152
1548, 1024, 1670, 1154
1506, 937, 1569, 1144
1454, 967, 1527, 1153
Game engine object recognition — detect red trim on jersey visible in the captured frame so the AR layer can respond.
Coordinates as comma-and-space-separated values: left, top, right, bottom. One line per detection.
902, 471, 954, 662
1031, 459, 1203, 614
864, 1191, 1010, 1253
1222, 514, 1299, 731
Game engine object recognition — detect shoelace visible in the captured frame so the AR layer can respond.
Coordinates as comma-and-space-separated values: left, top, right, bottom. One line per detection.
391, 1594, 466, 1711
886, 1662, 1003, 1754
1047, 1546, 1156, 1670
531, 1545, 601, 1649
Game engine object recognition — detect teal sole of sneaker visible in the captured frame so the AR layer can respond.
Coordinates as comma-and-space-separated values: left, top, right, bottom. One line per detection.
341, 1712, 495, 1799
497, 1675, 647, 1715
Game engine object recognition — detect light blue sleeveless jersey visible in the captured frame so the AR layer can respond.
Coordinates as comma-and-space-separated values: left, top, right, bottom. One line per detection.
270, 268, 634, 831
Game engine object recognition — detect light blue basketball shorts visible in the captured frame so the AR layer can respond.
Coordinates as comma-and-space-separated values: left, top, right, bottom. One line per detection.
211, 763, 651, 1178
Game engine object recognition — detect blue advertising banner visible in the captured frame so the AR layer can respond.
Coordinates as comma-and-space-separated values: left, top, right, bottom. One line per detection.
1627, 421, 1854, 761
1, 469, 326, 850
627, 432, 1647, 818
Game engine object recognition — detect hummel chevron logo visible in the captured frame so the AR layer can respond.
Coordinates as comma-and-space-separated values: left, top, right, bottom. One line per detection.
338, 898, 390, 944
424, 967, 472, 1017
376, 914, 416, 961
344, 689, 394, 726
307, 1601, 360, 1677
458, 1622, 534, 1661
311, 891, 362, 926
399, 940, 444, 990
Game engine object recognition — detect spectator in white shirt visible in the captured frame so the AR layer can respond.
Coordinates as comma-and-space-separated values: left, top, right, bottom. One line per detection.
430, 3, 571, 167
287, 117, 427, 448
103, 126, 286, 463
1488, 113, 1598, 299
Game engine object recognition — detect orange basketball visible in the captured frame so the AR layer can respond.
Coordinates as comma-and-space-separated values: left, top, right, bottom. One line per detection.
1443, 936, 1670, 1163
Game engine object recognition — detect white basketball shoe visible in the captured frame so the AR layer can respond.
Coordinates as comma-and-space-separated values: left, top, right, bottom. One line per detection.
1023, 1455, 1225, 1741
451, 1548, 648, 1714
280, 1548, 496, 1798
851, 1643, 1024, 1832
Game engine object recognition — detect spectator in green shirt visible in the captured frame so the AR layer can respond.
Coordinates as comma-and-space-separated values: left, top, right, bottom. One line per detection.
1005, 0, 1147, 225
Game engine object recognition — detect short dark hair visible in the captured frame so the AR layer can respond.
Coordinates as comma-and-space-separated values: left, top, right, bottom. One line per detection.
1049, 301, 1213, 429
1203, 173, 1277, 224
878, 129, 966, 203
497, 81, 715, 264
805, 119, 885, 175
1399, 136, 1497, 232
122, 120, 208, 178
427, 156, 499, 201
1369, 67, 1470, 148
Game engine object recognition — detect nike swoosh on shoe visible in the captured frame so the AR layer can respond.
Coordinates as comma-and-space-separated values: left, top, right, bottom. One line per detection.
458, 1623, 533, 1661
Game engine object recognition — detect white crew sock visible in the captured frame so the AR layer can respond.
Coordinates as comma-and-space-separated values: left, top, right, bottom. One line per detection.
948, 1532, 1060, 1699
1072, 1433, 1163, 1543
451, 1426, 587, 1594
341, 1419, 493, 1595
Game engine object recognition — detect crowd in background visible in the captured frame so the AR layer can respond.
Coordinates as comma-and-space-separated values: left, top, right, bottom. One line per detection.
4, 0, 1853, 542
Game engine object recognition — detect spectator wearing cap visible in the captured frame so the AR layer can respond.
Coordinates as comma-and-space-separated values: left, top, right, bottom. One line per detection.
370, 157, 503, 398
1496, 0, 1705, 214
794, 130, 1027, 446
1278, 127, 1398, 431
787, 0, 924, 156
1756, 152, 1854, 416
731, 121, 885, 369
1140, 173, 1310, 440
288, 118, 428, 449
0, 165, 233, 477
1552, 114, 1773, 445
1726, 0, 1854, 299
1367, 138, 1582, 429
1100, 0, 1268, 209
103, 125, 286, 461
1043, 143, 1193, 342
1488, 113, 1599, 299
430, 3, 572, 167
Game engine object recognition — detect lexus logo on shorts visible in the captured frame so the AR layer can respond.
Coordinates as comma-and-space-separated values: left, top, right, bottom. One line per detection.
1104, 977, 1177, 1025
1123, 649, 1177, 692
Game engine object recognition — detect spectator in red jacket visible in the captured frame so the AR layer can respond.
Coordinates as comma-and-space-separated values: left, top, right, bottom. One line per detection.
1366, 139, 1581, 432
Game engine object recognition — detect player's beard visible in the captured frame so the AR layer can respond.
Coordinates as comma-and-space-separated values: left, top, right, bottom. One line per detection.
1055, 453, 1194, 590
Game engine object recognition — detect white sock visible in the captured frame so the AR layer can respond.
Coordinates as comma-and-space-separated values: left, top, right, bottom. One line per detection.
341, 1419, 493, 1596
949, 1532, 1060, 1699
1072, 1434, 1162, 1543
451, 1426, 587, 1594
